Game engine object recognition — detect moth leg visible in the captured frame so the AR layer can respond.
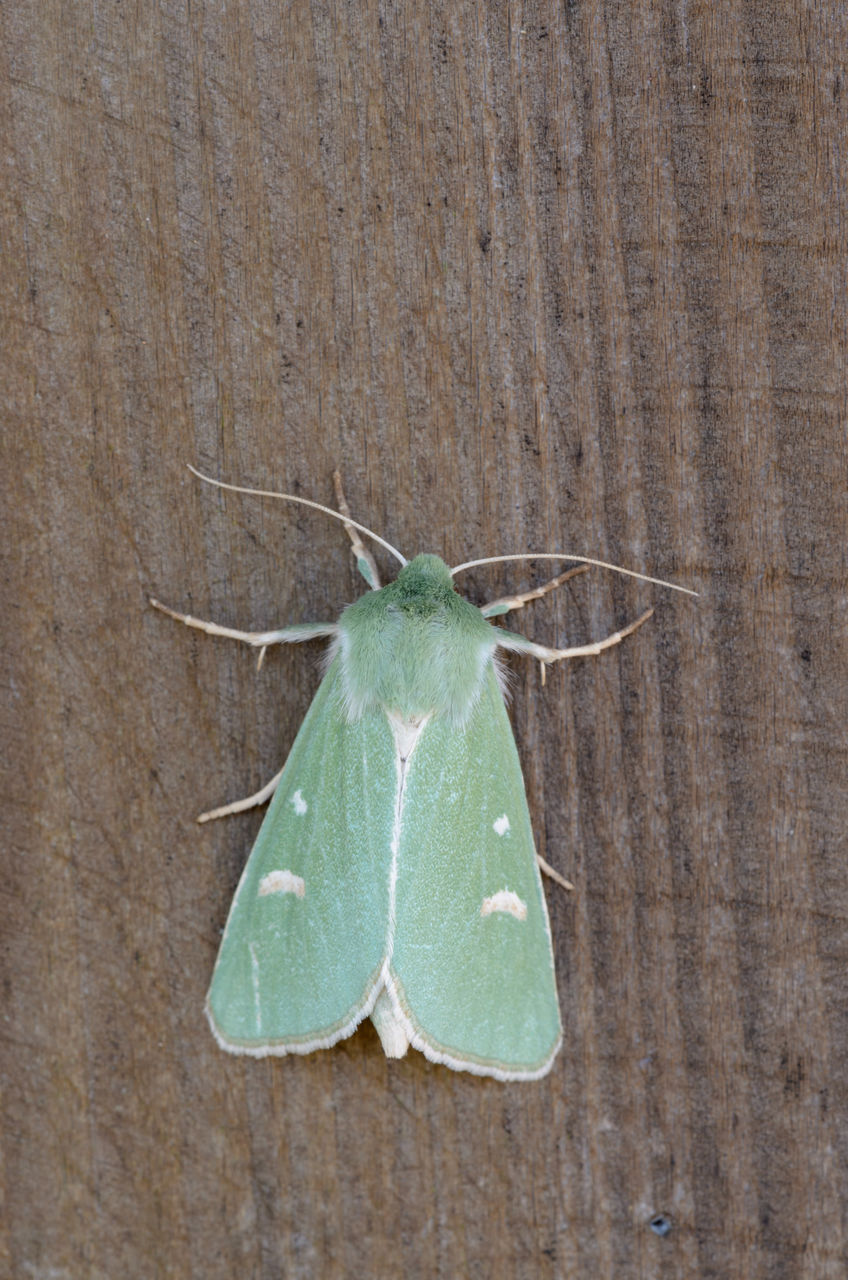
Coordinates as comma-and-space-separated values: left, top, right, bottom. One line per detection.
196, 765, 284, 824
537, 854, 574, 892
333, 470, 381, 590
150, 598, 337, 648
481, 564, 590, 618
496, 607, 654, 664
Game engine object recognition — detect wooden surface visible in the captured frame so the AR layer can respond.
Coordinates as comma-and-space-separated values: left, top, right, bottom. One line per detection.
3, 0, 846, 1275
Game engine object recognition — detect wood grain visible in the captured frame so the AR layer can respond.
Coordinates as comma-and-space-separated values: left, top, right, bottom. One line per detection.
2, 0, 846, 1275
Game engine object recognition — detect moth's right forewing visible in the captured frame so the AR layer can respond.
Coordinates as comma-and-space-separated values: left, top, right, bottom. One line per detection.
388, 666, 562, 1080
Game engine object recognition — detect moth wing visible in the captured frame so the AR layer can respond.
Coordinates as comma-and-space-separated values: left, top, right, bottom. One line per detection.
206, 659, 395, 1054
390, 665, 563, 1080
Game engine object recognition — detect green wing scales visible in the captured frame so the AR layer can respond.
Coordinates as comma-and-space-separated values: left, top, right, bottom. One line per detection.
389, 666, 563, 1079
206, 653, 562, 1078
206, 659, 395, 1053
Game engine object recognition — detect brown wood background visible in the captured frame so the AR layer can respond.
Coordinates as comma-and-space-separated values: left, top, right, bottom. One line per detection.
2, 0, 845, 1276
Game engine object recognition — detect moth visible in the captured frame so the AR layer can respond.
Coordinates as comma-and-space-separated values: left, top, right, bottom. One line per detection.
152, 470, 692, 1080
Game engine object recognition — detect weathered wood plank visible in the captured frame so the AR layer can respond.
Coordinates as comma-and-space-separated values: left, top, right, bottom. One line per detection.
2, 0, 846, 1275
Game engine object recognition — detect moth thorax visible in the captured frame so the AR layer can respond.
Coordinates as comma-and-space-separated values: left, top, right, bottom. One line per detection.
337, 554, 499, 725
386, 710, 429, 762
338, 625, 495, 725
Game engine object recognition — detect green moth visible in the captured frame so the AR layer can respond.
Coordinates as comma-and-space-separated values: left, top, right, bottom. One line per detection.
152, 471, 693, 1081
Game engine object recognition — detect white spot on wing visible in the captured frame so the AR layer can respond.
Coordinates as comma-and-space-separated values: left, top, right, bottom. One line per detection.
259, 869, 306, 898
481, 889, 527, 921
493, 814, 510, 836
290, 789, 308, 815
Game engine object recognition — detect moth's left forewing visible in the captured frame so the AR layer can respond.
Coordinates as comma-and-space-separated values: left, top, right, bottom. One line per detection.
389, 664, 563, 1081
205, 661, 394, 1055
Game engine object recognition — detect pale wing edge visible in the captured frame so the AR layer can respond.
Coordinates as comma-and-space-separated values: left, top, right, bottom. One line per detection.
205, 962, 385, 1057
382, 965, 562, 1081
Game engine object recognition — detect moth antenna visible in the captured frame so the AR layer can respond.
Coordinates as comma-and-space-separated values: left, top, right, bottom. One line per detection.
187, 465, 408, 567
450, 553, 698, 597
